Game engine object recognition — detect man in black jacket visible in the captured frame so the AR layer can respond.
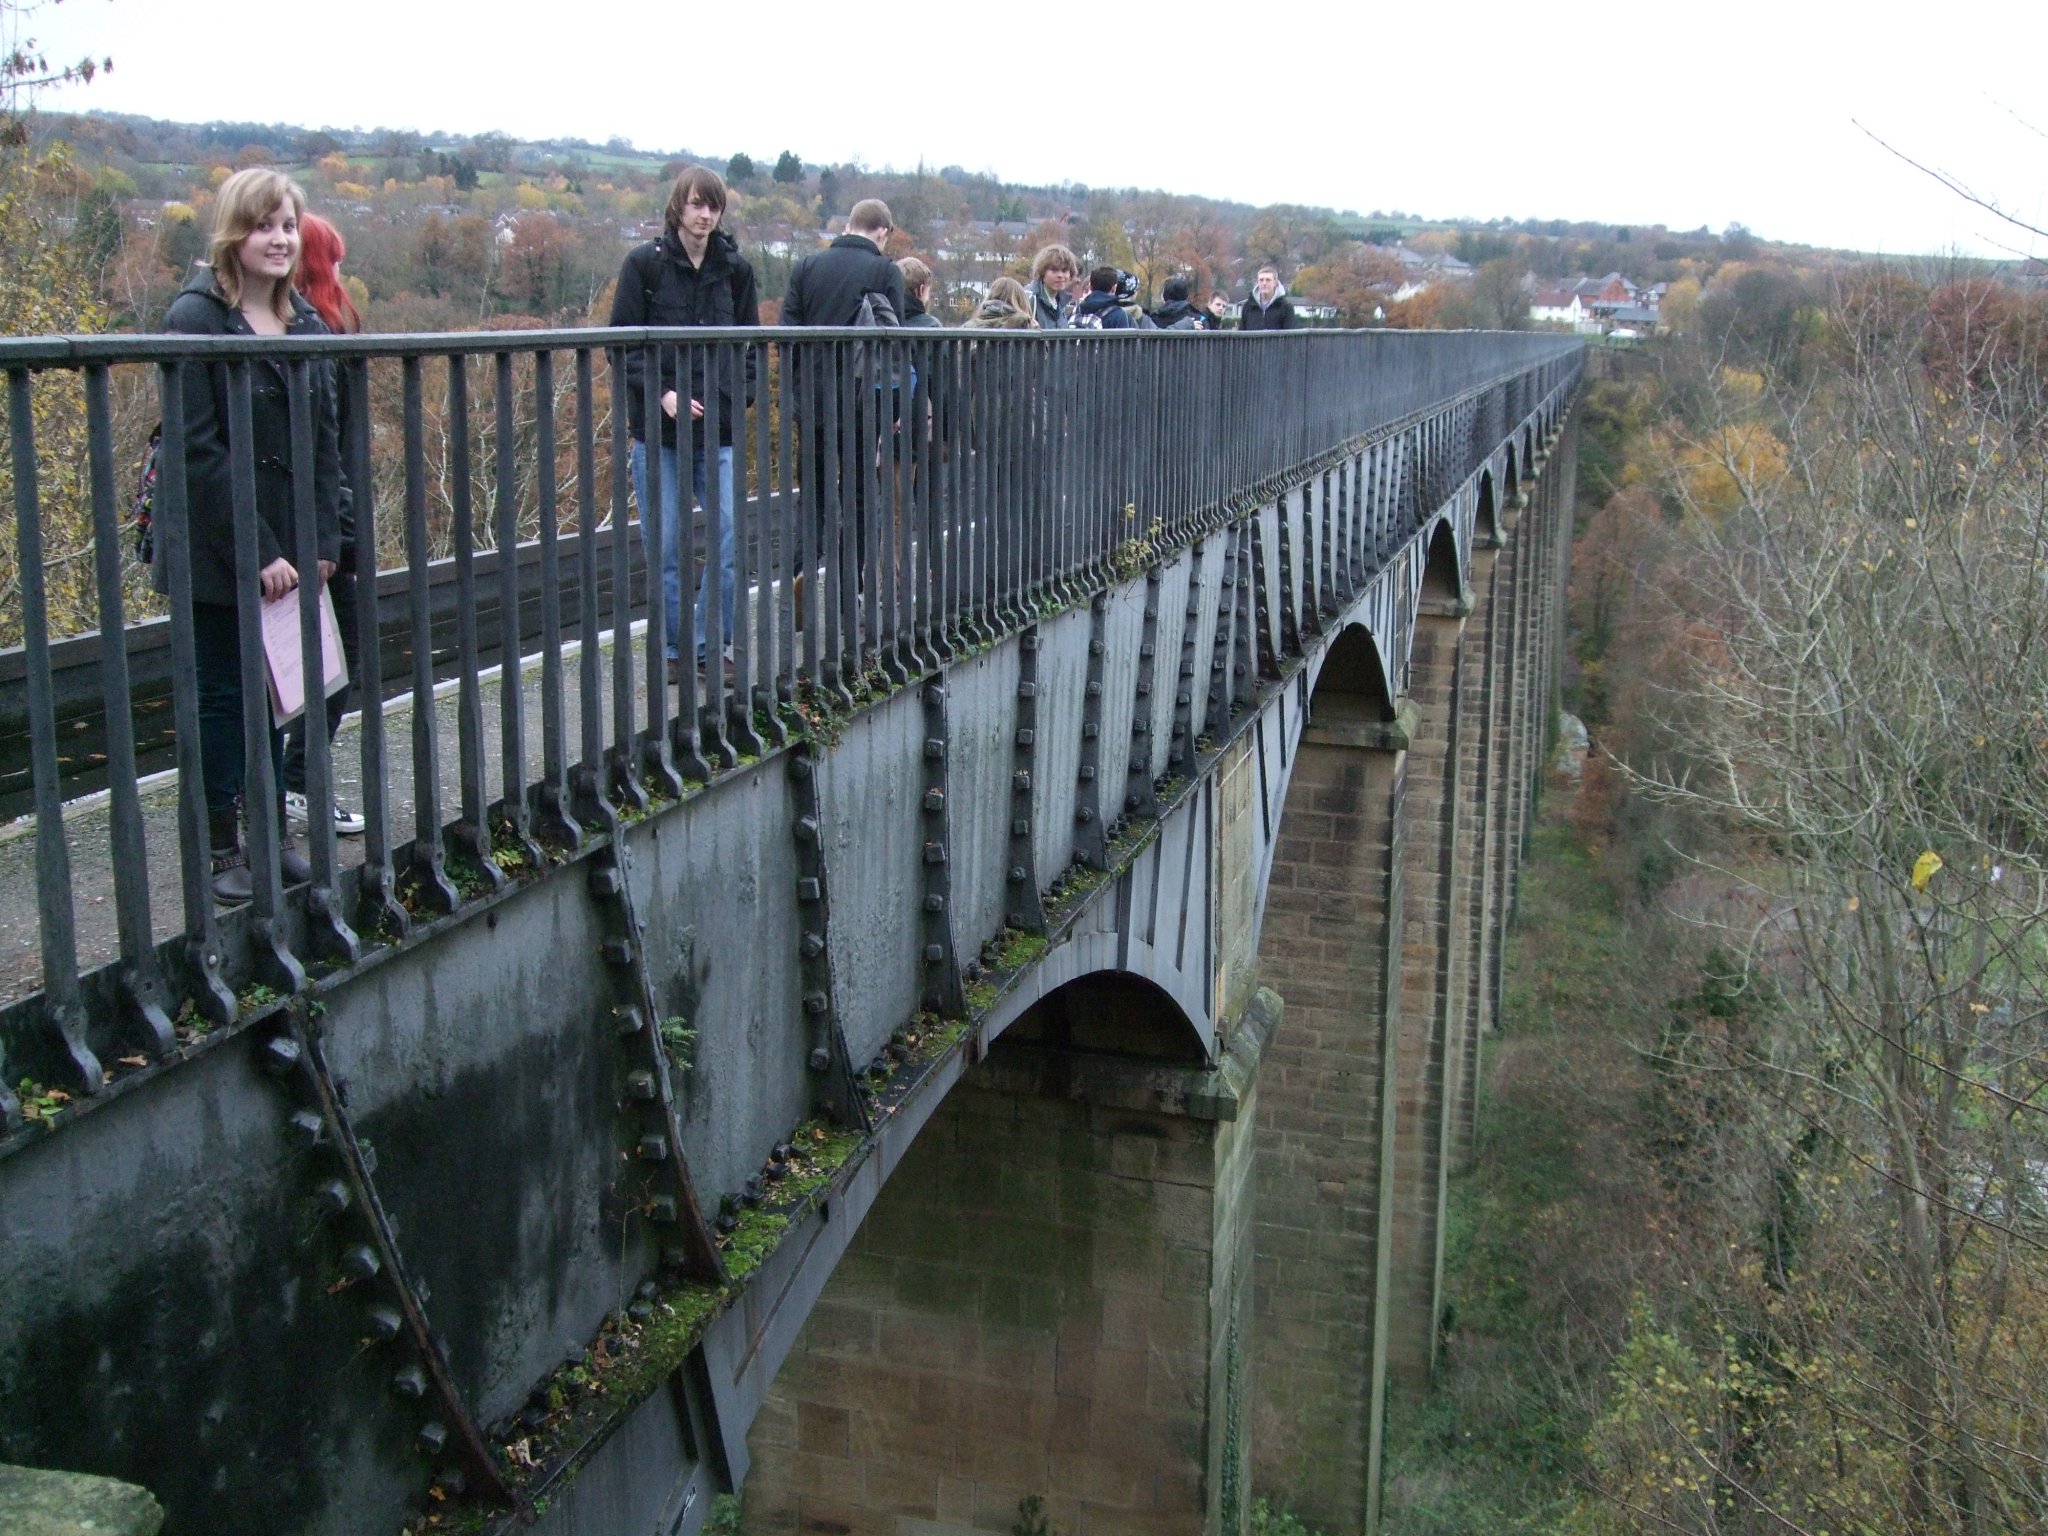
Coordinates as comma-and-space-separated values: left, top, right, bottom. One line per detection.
782, 198, 903, 326
1240, 264, 1297, 330
781, 200, 904, 605
609, 166, 760, 680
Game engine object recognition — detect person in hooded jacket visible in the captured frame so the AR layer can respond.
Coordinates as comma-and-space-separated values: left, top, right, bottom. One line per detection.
1114, 270, 1158, 329
162, 168, 344, 904
1070, 266, 1134, 330
608, 166, 760, 683
962, 278, 1038, 329
1150, 276, 1208, 331
1240, 264, 1298, 330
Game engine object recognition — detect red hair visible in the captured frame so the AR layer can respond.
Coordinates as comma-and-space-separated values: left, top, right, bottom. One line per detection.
294, 213, 360, 334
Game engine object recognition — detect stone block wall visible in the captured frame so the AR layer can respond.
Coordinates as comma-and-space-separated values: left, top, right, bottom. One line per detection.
1250, 728, 1406, 1535
744, 1035, 1249, 1536
1389, 612, 1464, 1392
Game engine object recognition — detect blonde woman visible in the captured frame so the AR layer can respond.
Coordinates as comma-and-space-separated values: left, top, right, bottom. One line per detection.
162, 168, 344, 903
962, 276, 1039, 330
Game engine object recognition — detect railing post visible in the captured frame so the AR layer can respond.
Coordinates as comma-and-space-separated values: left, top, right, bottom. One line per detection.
83, 364, 176, 1058
154, 360, 238, 1026
6, 367, 101, 1093
530, 348, 582, 848
288, 356, 359, 965
343, 357, 408, 942
400, 354, 460, 915
226, 361, 306, 997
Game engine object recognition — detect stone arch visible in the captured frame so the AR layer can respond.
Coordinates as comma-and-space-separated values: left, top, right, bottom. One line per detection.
1420, 517, 1463, 606
1475, 468, 1498, 547
1311, 621, 1399, 726
1000, 969, 1208, 1065
1503, 444, 1520, 509
742, 969, 1250, 1535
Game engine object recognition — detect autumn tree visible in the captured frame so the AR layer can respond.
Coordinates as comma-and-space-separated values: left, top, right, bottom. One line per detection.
74, 169, 126, 284
498, 212, 570, 316
412, 211, 494, 306
0, 0, 130, 640
1292, 242, 1404, 326
1243, 203, 1346, 273
1597, 270, 2048, 1536
1124, 192, 1182, 306
1660, 273, 1702, 333
1159, 214, 1236, 305
1469, 254, 1528, 329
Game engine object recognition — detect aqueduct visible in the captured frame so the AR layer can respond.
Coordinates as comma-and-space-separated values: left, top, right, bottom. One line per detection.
0, 326, 1579, 1535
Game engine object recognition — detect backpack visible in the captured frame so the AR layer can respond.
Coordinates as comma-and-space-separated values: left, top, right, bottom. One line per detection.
852, 288, 903, 388
131, 423, 161, 565
1069, 303, 1107, 331
853, 288, 901, 329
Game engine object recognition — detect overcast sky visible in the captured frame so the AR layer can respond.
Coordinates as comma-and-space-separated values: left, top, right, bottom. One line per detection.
25, 0, 2048, 260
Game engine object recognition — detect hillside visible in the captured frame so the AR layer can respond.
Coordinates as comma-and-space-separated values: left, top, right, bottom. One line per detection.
39, 110, 1862, 333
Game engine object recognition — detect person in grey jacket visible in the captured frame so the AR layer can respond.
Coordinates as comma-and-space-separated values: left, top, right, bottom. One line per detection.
1240, 264, 1298, 330
1026, 244, 1079, 330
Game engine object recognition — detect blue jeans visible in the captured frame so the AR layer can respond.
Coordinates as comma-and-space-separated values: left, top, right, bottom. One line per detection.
630, 438, 736, 661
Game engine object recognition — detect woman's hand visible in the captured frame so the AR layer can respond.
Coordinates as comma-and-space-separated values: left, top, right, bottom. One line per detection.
317, 560, 337, 584
689, 398, 704, 420
260, 558, 299, 601
661, 390, 679, 420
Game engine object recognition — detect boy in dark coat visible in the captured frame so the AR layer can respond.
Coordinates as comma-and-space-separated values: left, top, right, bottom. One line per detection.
608, 166, 760, 680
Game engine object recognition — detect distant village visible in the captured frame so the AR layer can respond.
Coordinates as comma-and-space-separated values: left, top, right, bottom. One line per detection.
49, 112, 2048, 336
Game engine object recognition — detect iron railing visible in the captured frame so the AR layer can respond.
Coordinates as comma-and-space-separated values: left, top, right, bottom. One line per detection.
0, 325, 1580, 1131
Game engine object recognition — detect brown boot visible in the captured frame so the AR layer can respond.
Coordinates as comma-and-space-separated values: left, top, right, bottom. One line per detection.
253, 799, 313, 885
210, 806, 253, 906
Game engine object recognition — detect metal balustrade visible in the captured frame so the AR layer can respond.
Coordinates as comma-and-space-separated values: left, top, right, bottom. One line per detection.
0, 326, 1580, 1133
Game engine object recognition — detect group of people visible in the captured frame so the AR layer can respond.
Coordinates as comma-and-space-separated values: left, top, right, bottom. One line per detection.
1010, 245, 1297, 333
606, 173, 1304, 691
160, 164, 1305, 904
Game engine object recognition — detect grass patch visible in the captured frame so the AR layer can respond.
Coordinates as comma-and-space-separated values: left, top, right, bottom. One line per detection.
1379, 816, 1663, 1535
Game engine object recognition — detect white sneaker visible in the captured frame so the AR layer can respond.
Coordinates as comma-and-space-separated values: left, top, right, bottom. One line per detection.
285, 790, 367, 837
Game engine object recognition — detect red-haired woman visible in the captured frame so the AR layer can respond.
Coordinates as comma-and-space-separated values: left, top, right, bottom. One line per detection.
281, 212, 366, 841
